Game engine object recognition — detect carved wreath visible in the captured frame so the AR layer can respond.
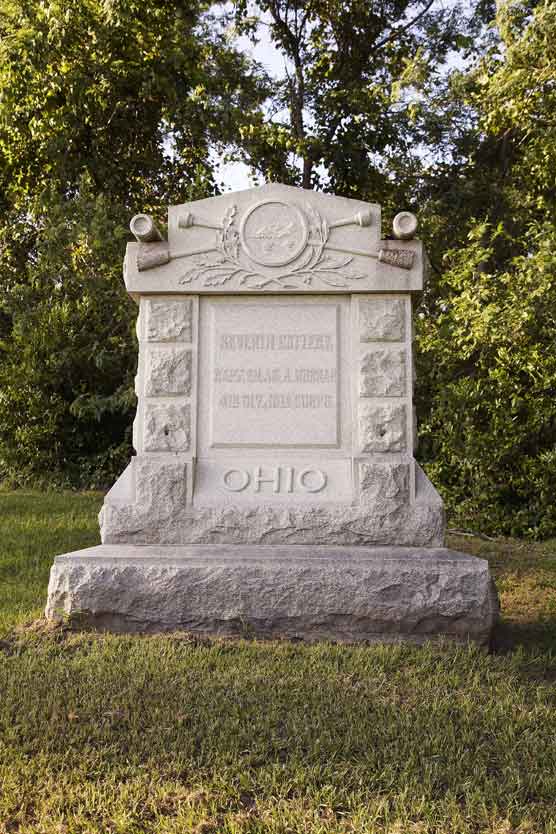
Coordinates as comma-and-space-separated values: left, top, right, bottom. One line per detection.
178, 204, 365, 290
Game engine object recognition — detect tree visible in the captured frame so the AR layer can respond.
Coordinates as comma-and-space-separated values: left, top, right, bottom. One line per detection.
0, 0, 267, 486
0, 0, 266, 210
232, 0, 556, 537
416, 0, 556, 537
0, 183, 136, 486
232, 0, 490, 213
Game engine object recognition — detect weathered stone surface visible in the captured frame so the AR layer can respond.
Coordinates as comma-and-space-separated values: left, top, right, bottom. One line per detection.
45, 544, 498, 644
143, 401, 190, 452
360, 348, 406, 397
124, 184, 425, 296
359, 298, 405, 342
146, 298, 193, 342
359, 459, 410, 510
393, 211, 418, 241
99, 459, 443, 547
135, 456, 188, 507
100, 457, 189, 530
101, 499, 444, 548
359, 402, 407, 453
45, 182, 499, 644
145, 346, 191, 396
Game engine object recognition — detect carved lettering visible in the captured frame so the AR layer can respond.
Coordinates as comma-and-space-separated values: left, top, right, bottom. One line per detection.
214, 367, 336, 384
253, 466, 280, 493
222, 469, 251, 491
222, 466, 328, 494
209, 301, 340, 447
217, 393, 335, 410
220, 333, 333, 351
297, 468, 327, 493
284, 466, 294, 493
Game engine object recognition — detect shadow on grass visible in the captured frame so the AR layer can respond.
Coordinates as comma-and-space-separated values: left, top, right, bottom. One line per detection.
493, 618, 556, 654
447, 533, 556, 655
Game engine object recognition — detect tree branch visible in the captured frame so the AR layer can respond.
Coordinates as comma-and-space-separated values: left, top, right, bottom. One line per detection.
266, 0, 313, 187
373, 0, 436, 51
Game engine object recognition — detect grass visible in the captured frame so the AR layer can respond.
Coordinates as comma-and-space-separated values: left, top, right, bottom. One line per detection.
0, 490, 101, 634
1, 492, 556, 833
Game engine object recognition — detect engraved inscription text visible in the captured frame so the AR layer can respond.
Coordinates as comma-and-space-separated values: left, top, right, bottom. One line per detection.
222, 466, 327, 494
209, 302, 340, 447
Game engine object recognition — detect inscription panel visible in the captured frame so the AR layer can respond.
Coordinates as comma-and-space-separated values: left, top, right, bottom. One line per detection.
194, 458, 353, 505
205, 300, 341, 448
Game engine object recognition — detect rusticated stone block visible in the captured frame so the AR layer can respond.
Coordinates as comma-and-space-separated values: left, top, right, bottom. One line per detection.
359, 402, 407, 453
146, 298, 193, 342
45, 544, 499, 645
134, 456, 188, 508
359, 460, 410, 506
143, 401, 190, 452
359, 298, 405, 342
360, 348, 406, 397
145, 346, 191, 396
46, 545, 498, 643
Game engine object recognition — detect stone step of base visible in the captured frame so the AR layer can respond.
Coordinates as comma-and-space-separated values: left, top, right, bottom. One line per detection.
45, 544, 498, 645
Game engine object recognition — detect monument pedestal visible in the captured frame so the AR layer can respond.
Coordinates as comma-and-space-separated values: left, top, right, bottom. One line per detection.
46, 544, 498, 644
45, 184, 499, 643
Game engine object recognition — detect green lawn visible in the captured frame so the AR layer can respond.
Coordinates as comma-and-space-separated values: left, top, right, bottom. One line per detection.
1, 492, 556, 833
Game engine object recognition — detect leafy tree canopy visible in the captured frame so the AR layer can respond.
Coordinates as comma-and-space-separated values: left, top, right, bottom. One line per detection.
232, 0, 492, 210
1, 0, 555, 539
0, 0, 267, 486
416, 0, 556, 537
0, 0, 266, 209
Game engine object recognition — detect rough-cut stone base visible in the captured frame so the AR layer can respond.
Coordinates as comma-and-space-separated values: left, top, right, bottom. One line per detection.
99, 460, 445, 548
45, 545, 498, 645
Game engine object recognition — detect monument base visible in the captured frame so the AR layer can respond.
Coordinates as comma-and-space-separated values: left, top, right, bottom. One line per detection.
45, 545, 498, 645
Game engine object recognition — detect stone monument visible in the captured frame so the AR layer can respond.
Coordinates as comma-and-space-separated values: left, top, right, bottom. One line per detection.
45, 183, 498, 643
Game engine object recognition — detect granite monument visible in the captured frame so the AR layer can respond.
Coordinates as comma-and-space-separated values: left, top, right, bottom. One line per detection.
45, 184, 498, 643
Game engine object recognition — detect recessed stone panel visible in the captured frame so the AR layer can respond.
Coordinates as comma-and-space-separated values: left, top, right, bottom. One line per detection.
146, 298, 193, 342
359, 298, 405, 342
143, 401, 190, 452
194, 458, 353, 505
359, 402, 407, 453
205, 299, 341, 448
145, 346, 192, 396
360, 348, 406, 397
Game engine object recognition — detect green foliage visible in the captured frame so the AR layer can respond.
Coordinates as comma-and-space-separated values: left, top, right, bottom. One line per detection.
0, 0, 554, 535
0, 0, 266, 486
0, 0, 264, 208
416, 0, 556, 537
0, 182, 137, 486
418, 223, 556, 537
233, 0, 489, 208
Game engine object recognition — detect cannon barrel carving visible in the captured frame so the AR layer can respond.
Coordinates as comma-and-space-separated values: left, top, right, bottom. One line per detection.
130, 214, 164, 243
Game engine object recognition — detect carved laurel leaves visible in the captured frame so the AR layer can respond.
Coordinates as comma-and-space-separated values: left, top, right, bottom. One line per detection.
178, 202, 365, 289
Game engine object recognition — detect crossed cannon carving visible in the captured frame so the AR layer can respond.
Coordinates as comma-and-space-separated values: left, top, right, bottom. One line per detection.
130, 207, 417, 273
